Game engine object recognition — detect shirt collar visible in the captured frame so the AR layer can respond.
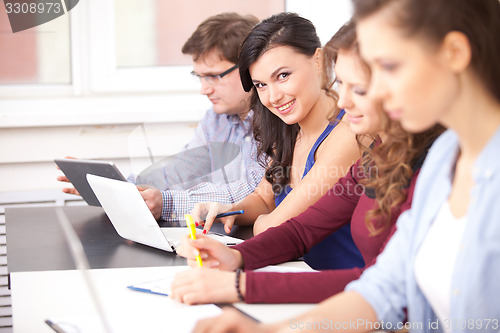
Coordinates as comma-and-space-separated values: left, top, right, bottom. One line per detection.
473, 125, 500, 181
225, 110, 254, 134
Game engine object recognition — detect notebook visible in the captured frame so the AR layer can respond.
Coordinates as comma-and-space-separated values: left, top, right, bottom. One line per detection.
86, 174, 243, 252
55, 158, 127, 207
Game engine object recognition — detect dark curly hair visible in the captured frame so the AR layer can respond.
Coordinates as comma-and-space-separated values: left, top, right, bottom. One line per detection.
362, 123, 444, 235
324, 20, 445, 235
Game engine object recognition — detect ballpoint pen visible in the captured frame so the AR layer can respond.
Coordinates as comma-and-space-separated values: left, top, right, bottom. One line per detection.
199, 210, 245, 234
185, 214, 203, 267
45, 319, 67, 333
197, 210, 244, 229
214, 210, 244, 219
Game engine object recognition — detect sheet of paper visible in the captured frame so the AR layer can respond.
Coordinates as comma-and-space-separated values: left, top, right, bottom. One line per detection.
126, 262, 316, 297
12, 263, 317, 332
11, 266, 202, 332
127, 274, 176, 296
48, 304, 222, 333
254, 261, 317, 273
234, 303, 316, 324
234, 262, 316, 323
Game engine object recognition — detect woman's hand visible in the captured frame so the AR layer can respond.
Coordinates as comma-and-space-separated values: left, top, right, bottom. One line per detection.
175, 233, 243, 270
192, 307, 277, 333
170, 268, 243, 305
192, 202, 237, 234
56, 156, 81, 196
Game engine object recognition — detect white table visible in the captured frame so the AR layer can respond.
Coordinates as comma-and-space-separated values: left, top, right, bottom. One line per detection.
11, 265, 316, 333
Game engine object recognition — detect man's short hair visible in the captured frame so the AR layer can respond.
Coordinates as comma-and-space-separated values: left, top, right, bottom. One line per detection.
182, 12, 259, 64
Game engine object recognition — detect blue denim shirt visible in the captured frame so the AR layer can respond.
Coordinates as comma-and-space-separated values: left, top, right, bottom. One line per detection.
347, 128, 500, 333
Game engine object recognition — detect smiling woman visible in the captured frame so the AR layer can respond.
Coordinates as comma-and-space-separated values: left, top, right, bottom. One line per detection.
192, 12, 364, 271
249, 46, 324, 125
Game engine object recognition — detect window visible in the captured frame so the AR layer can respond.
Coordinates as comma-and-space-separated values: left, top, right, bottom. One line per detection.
92, 0, 285, 93
115, 0, 285, 68
0, 4, 71, 84
0, 0, 353, 127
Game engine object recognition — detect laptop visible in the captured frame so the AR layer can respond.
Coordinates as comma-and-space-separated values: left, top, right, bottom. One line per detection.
86, 174, 243, 252
55, 159, 127, 207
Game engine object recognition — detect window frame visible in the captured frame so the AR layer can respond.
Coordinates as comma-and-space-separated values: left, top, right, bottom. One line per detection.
0, 0, 352, 128
86, 0, 196, 94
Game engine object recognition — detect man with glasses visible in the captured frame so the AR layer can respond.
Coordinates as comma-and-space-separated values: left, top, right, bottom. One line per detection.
59, 13, 264, 223
126, 13, 264, 223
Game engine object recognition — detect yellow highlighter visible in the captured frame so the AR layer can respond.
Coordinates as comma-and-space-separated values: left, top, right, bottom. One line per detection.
185, 214, 203, 267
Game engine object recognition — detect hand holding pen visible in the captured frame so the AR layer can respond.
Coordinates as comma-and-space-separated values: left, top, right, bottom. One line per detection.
185, 214, 203, 267
191, 202, 244, 234
177, 218, 244, 270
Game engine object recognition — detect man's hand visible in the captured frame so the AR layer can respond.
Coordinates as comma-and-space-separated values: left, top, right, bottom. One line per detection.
56, 156, 81, 196
138, 186, 163, 220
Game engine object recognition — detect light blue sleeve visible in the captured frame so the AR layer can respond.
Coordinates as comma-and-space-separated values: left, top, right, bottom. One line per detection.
345, 208, 412, 325
346, 130, 456, 326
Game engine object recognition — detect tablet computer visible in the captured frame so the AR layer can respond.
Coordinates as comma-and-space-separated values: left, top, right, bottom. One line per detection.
55, 158, 127, 206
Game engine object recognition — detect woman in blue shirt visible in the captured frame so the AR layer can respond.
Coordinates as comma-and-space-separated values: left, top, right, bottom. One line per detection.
190, 0, 500, 332
194, 13, 364, 270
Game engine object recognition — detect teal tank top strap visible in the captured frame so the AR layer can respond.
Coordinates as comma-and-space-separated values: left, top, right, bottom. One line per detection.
303, 109, 346, 177
274, 109, 346, 207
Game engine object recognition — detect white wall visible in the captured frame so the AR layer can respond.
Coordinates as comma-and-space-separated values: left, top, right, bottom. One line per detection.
287, 0, 353, 44
0, 122, 196, 193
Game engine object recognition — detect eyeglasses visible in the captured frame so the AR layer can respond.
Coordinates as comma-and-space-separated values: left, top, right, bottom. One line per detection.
191, 64, 238, 85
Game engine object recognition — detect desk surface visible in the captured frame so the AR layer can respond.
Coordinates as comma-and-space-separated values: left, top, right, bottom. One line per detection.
5, 205, 252, 273
7, 206, 314, 332
10, 265, 315, 332
10, 266, 221, 333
